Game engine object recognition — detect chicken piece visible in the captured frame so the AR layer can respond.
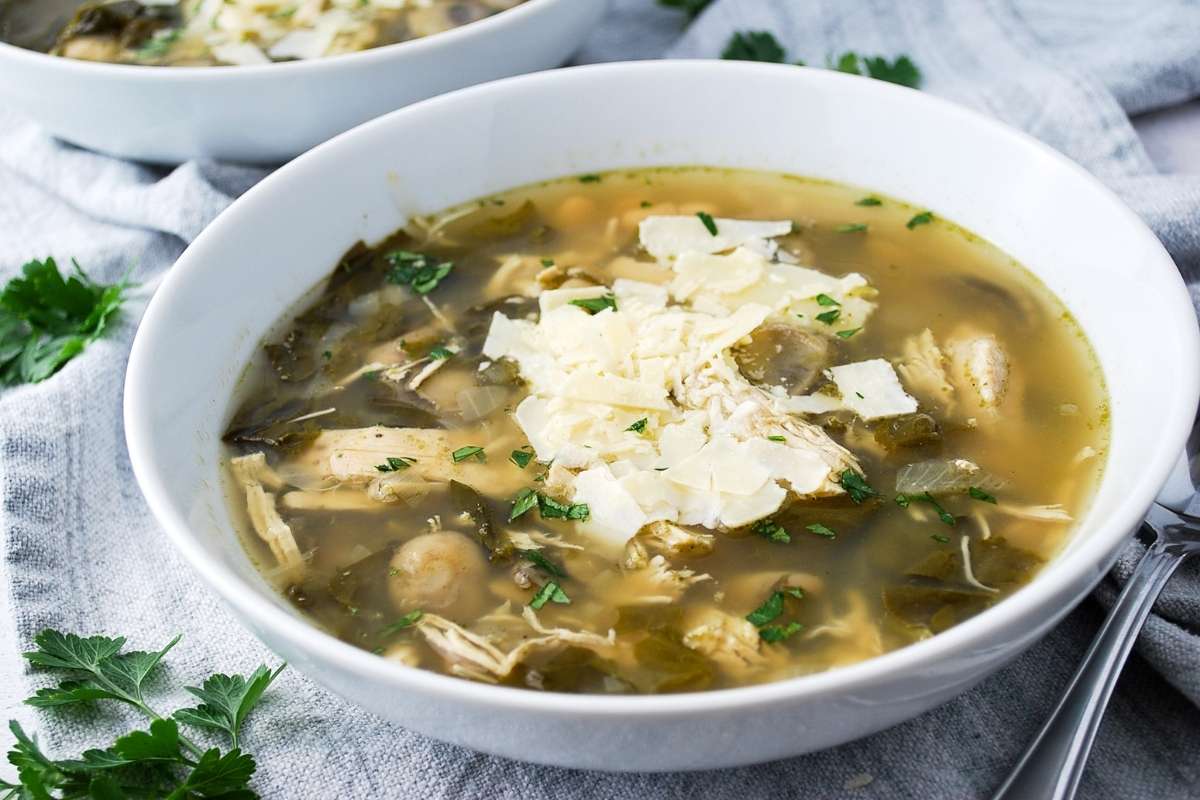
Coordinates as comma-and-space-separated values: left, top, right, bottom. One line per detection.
229, 454, 304, 574
681, 607, 767, 672
896, 329, 956, 412
300, 426, 457, 484
279, 490, 379, 512
638, 521, 715, 560
603, 555, 711, 606
367, 475, 446, 506
388, 532, 487, 612
946, 332, 1009, 410
417, 607, 616, 682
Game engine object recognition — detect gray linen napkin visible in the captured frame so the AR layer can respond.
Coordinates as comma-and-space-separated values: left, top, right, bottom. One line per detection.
2, 1, 1200, 797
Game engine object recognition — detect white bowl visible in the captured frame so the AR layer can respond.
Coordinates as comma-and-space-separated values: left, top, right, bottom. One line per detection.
124, 61, 1200, 771
0, 0, 606, 165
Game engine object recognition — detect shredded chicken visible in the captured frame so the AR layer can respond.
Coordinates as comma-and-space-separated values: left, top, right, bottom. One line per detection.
896, 329, 956, 411
996, 503, 1073, 522
946, 332, 1009, 410
681, 608, 766, 672
229, 454, 304, 574
640, 520, 716, 558
608, 555, 712, 605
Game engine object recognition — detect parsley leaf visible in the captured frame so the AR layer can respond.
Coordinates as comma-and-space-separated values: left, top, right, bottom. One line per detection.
172, 665, 285, 749
376, 610, 424, 641
568, 294, 618, 314
530, 581, 571, 609
746, 592, 785, 626
509, 449, 534, 469
836, 327, 862, 339
856, 196, 883, 206
907, 211, 934, 229
838, 469, 879, 504
766, 434, 786, 442
746, 589, 805, 642
517, 549, 567, 579
696, 211, 719, 236
537, 494, 590, 522
830, 52, 923, 88
427, 346, 454, 360
759, 622, 804, 643
968, 486, 998, 504
375, 456, 413, 473
815, 293, 840, 307
834, 223, 868, 234
625, 418, 648, 434
816, 309, 841, 325
658, 0, 713, 19
931, 533, 951, 544
912, 491, 956, 525
722, 31, 787, 63
0, 257, 130, 386
752, 518, 790, 543
578, 174, 602, 183
508, 487, 539, 522
451, 445, 486, 463
805, 523, 837, 539
385, 250, 453, 294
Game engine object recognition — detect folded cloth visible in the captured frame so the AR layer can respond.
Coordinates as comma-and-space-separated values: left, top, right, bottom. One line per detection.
2, 1, 1199, 797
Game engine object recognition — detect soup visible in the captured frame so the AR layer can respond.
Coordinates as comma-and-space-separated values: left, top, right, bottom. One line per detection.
0, 0, 523, 66
222, 168, 1108, 694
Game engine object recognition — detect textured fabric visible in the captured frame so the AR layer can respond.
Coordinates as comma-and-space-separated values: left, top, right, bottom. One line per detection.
2, 1, 1200, 797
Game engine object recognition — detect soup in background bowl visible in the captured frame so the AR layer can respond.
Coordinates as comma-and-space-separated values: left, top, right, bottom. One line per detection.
222, 167, 1109, 694
124, 62, 1200, 770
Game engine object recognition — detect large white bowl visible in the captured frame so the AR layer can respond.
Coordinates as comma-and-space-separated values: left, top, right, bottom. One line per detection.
0, 0, 606, 164
124, 61, 1200, 771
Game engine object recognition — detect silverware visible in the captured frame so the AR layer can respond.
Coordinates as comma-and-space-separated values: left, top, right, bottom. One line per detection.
992, 439, 1200, 799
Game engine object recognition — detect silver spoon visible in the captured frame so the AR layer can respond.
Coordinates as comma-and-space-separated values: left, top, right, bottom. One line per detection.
992, 445, 1200, 800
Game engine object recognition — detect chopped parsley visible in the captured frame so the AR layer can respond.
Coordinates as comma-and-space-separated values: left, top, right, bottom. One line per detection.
918, 492, 956, 525
767, 434, 786, 442
375, 456, 414, 473
508, 488, 539, 522
321, 350, 332, 360
930, 534, 951, 544
839, 469, 879, 504
815, 293, 840, 307
136, 27, 181, 60
568, 294, 618, 314
835, 223, 868, 234
856, 196, 883, 206
537, 494, 590, 522
378, 610, 423, 638
752, 518, 791, 544
836, 327, 863, 339
386, 250, 453, 294
906, 211, 934, 230
579, 174, 602, 183
746, 592, 786, 626
529, 581, 571, 609
816, 309, 841, 325
658, 0, 713, 19
517, 549, 567, 579
509, 449, 534, 469
541, 258, 555, 267
696, 211, 719, 236
969, 486, 998, 504
427, 346, 454, 360
759, 622, 804, 643
451, 445, 486, 463
805, 522, 837, 539
625, 418, 649, 434
721, 30, 787, 63
640, 200, 654, 208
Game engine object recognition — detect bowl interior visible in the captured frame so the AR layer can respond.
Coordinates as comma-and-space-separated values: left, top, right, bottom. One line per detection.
126, 61, 1199, 709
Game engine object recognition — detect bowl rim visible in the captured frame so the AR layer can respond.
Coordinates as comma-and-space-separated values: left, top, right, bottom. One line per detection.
125, 59, 1200, 718
0, 0, 562, 78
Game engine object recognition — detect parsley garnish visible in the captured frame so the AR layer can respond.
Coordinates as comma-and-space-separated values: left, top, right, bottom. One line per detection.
375, 456, 414, 472
917, 491, 956, 525
537, 494, 590, 521
451, 445, 486, 463
568, 294, 618, 314
895, 494, 911, 508
816, 309, 841, 325
752, 518, 790, 543
721, 30, 787, 63
386, 250, 453, 294
746, 592, 786, 626
805, 523, 837, 539
0, 257, 130, 386
376, 610, 423, 640
579, 174, 602, 183
836, 328, 862, 339
509, 449, 534, 469
517, 549, 567, 579
830, 52, 923, 88
931, 534, 951, 544
696, 211, 719, 236
839, 469, 879, 504
508, 488, 539, 522
6, 629, 283, 797
815, 293, 840, 307
135, 27, 181, 60
626, 418, 648, 434
759, 622, 804, 643
746, 589, 805, 641
658, 0, 712, 19
856, 196, 883, 206
835, 223, 868, 234
767, 434, 786, 442
427, 346, 453, 360
907, 211, 934, 230
968, 486, 998, 504
540, 258, 555, 267
530, 581, 571, 609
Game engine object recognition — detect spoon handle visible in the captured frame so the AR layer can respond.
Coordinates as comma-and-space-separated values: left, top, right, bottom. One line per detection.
991, 533, 1185, 800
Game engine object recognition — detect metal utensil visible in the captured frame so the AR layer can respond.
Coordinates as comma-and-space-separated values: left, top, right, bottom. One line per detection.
993, 436, 1200, 800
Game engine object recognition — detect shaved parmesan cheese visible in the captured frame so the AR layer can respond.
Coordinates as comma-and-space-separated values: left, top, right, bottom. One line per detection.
574, 466, 649, 550
210, 42, 270, 65
826, 359, 918, 420
639, 216, 792, 261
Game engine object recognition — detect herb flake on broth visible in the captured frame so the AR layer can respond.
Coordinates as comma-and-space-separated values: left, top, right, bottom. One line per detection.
221, 167, 1108, 694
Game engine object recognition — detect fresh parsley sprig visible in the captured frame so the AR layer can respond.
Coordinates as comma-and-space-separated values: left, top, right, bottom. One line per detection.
720, 31, 923, 90
4, 629, 284, 799
0, 257, 131, 386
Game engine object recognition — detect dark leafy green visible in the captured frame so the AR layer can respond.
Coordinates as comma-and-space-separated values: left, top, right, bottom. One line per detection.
385, 250, 453, 295
721, 30, 787, 63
